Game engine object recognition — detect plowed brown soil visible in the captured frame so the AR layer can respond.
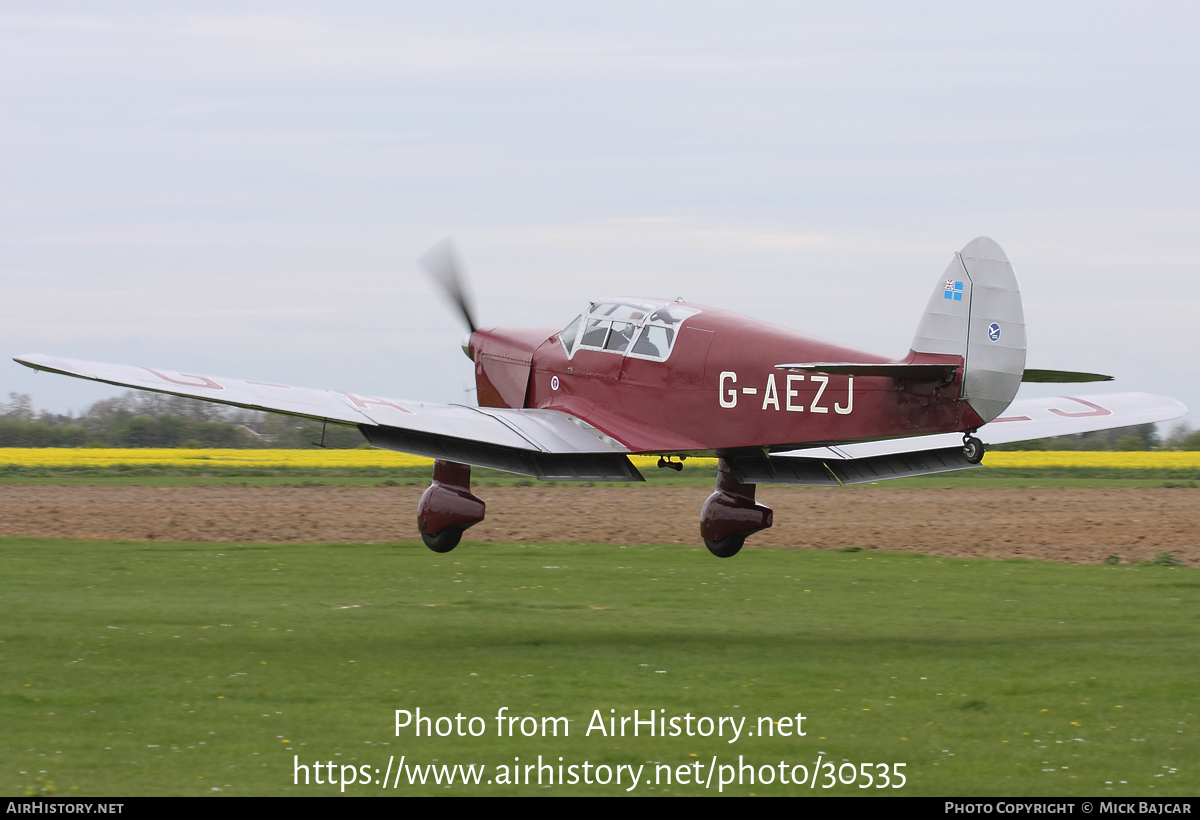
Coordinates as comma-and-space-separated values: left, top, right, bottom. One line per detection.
1, 485, 1197, 565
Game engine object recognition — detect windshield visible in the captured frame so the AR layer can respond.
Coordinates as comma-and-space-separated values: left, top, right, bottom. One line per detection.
558, 315, 582, 355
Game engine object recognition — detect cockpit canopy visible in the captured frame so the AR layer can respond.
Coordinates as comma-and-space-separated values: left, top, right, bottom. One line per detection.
558, 298, 700, 362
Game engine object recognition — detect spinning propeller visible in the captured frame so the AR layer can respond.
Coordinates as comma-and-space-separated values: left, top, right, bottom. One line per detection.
418, 238, 478, 335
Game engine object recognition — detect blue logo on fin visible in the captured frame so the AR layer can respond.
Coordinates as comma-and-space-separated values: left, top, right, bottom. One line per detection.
988, 323, 1001, 342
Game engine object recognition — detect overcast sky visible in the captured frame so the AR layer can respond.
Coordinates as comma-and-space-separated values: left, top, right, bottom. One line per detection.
2, 2, 1197, 429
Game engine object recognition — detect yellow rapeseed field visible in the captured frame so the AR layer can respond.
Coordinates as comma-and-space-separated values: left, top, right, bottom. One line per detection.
0, 448, 434, 468
979, 451, 1200, 468
0, 448, 1196, 469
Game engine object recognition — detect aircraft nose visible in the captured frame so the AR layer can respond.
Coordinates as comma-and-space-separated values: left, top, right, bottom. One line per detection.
461, 334, 474, 361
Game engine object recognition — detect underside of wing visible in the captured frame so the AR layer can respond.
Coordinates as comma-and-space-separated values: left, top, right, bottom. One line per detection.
357, 411, 641, 481
13, 354, 643, 482
727, 446, 976, 486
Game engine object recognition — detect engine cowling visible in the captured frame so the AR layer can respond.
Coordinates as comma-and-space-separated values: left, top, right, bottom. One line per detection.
468, 328, 556, 409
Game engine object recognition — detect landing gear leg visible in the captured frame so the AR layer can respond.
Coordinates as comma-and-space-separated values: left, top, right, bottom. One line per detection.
417, 460, 485, 553
962, 435, 985, 464
699, 458, 773, 558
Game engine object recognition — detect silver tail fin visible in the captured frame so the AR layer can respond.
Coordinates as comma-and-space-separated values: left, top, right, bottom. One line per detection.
910, 237, 1027, 423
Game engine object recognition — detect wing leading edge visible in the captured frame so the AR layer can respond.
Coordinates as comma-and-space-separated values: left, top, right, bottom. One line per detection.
13, 354, 642, 482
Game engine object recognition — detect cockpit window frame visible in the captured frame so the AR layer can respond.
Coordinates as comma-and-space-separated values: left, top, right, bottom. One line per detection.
623, 323, 676, 362
563, 298, 700, 362
557, 314, 583, 357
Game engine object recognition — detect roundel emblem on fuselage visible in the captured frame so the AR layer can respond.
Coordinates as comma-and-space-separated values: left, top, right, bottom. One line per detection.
551, 375, 560, 390
988, 323, 1001, 342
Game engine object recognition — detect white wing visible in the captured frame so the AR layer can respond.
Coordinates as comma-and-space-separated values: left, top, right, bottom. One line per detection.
774, 391, 1187, 462
13, 354, 640, 481
727, 392, 1188, 486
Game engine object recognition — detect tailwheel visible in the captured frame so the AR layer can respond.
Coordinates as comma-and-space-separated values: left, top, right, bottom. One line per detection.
962, 435, 985, 464
421, 528, 464, 553
703, 534, 746, 558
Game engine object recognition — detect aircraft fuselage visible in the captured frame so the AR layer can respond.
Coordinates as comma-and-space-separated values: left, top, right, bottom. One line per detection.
469, 300, 985, 455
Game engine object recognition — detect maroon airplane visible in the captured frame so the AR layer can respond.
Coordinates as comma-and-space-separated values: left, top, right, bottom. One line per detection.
15, 237, 1187, 557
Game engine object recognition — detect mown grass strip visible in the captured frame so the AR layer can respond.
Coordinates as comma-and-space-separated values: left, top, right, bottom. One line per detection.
2, 539, 1195, 797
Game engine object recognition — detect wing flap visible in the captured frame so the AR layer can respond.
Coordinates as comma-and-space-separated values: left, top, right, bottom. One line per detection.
360, 424, 641, 481
729, 447, 976, 486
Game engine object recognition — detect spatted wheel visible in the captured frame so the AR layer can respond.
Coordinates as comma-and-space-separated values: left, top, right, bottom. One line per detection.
703, 534, 746, 558
421, 528, 464, 553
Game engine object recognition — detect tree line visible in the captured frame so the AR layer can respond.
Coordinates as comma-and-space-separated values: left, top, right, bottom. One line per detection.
993, 422, 1200, 451
0, 392, 366, 448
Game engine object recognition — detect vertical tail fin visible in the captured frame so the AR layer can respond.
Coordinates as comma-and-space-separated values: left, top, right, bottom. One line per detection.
910, 237, 1026, 423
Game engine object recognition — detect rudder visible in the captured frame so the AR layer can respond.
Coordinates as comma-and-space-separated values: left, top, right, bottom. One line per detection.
911, 237, 1026, 423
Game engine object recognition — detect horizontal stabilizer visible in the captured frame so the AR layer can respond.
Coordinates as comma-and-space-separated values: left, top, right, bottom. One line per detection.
774, 362, 957, 381
1022, 369, 1113, 383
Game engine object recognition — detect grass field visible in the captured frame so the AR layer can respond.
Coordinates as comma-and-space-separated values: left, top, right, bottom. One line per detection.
2, 538, 1196, 796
